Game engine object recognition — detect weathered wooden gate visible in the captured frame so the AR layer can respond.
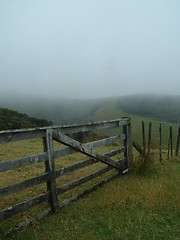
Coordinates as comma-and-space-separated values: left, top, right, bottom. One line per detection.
0, 118, 132, 235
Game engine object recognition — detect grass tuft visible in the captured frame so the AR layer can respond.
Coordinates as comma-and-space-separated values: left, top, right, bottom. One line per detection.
130, 153, 159, 178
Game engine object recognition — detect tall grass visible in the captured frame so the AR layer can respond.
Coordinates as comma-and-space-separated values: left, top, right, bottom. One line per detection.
2, 151, 180, 240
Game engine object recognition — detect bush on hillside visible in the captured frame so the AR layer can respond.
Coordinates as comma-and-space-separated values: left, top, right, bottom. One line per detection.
0, 108, 53, 131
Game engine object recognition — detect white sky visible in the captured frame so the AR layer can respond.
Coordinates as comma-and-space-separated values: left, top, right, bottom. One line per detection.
0, 0, 180, 99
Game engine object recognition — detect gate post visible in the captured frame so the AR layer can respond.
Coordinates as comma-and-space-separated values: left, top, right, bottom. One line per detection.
175, 126, 180, 156
127, 118, 133, 165
45, 129, 58, 212
123, 118, 133, 168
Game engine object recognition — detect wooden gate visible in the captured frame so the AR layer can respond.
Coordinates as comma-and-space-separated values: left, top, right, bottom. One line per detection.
0, 118, 132, 235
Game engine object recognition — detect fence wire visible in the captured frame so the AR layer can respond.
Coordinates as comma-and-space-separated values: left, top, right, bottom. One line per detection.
131, 119, 180, 159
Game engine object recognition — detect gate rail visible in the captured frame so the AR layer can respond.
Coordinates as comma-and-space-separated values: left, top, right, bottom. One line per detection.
0, 118, 132, 235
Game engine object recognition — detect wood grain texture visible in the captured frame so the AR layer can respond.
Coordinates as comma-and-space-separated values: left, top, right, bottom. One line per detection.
0, 192, 49, 221
0, 173, 49, 199
53, 134, 125, 158
0, 153, 47, 173
53, 130, 123, 170
0, 119, 128, 143
55, 147, 125, 178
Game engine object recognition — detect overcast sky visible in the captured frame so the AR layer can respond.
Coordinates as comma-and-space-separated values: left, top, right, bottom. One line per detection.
0, 0, 180, 99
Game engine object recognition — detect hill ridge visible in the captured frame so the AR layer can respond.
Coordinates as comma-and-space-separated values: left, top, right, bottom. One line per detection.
0, 108, 52, 131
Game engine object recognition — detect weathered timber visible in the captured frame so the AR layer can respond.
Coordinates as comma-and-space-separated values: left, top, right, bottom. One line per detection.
0, 173, 49, 199
170, 125, 173, 157
4, 148, 126, 236
0, 153, 47, 173
132, 141, 143, 155
43, 137, 51, 198
148, 122, 152, 155
58, 119, 128, 134
168, 125, 170, 159
85, 134, 125, 148
5, 208, 51, 237
53, 131, 123, 171
5, 166, 122, 236
57, 157, 126, 195
0, 119, 128, 143
142, 121, 146, 156
45, 129, 58, 212
159, 124, 162, 162
58, 170, 121, 209
0, 128, 46, 143
123, 118, 133, 167
123, 124, 128, 167
168, 125, 173, 159
127, 119, 133, 164
0, 192, 49, 221
53, 135, 125, 159
0, 118, 131, 227
175, 126, 180, 156
55, 147, 125, 178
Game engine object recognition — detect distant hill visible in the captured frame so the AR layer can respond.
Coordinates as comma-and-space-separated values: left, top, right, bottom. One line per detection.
0, 94, 180, 125
88, 98, 179, 149
0, 97, 108, 125
0, 108, 53, 131
117, 94, 180, 123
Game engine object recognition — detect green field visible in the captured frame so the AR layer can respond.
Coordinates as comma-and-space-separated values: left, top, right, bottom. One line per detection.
0, 104, 180, 239
6, 157, 180, 240
0, 138, 180, 239
89, 101, 179, 150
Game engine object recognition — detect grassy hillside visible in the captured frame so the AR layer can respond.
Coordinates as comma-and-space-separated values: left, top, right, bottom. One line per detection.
0, 108, 52, 131
89, 101, 179, 149
0, 104, 180, 239
6, 156, 180, 240
0, 97, 108, 125
1, 94, 180, 125
117, 94, 180, 123
1, 96, 179, 149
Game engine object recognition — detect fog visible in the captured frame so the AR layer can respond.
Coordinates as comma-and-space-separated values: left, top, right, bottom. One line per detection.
0, 0, 180, 99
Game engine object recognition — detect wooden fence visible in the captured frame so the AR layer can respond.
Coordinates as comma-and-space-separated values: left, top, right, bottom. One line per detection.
132, 121, 180, 160
0, 118, 132, 235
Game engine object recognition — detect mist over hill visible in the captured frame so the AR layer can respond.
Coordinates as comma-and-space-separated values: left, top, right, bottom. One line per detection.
0, 96, 109, 125
1, 94, 180, 126
117, 94, 180, 123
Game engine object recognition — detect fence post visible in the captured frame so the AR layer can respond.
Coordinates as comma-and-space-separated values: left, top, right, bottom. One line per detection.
168, 125, 170, 159
159, 123, 162, 162
45, 129, 58, 212
43, 137, 51, 197
123, 124, 128, 168
170, 125, 173, 157
148, 122, 152, 155
122, 118, 133, 169
127, 118, 133, 165
168, 125, 173, 159
142, 121, 146, 157
175, 126, 180, 156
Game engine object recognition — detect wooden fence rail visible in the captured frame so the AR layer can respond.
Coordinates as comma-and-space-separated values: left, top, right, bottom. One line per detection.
0, 118, 132, 235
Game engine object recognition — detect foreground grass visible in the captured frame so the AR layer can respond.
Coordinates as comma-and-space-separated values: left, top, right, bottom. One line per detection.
7, 157, 180, 240
0, 120, 180, 239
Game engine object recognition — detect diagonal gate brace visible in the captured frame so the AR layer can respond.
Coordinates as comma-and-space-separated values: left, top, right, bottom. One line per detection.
53, 130, 123, 171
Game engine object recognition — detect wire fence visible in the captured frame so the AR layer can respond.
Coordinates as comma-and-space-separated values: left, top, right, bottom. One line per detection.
131, 120, 180, 160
